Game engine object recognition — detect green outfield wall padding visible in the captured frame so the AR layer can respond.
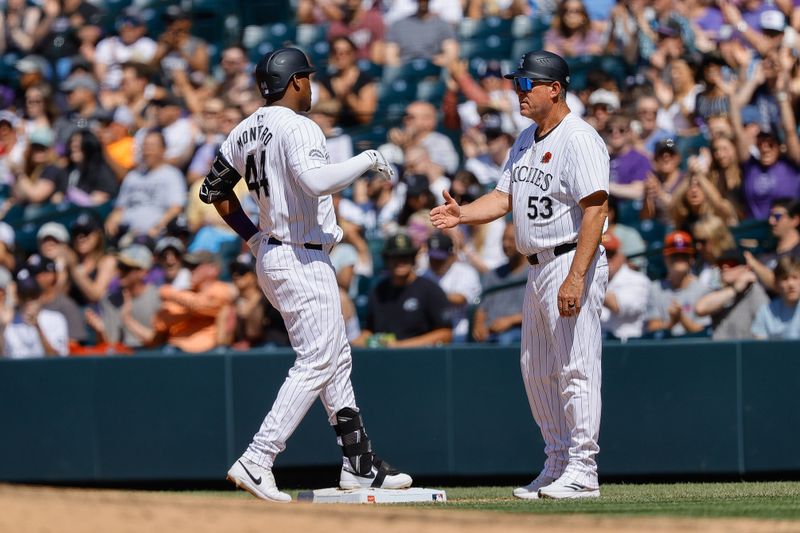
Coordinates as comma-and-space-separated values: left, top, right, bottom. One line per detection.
0, 340, 798, 483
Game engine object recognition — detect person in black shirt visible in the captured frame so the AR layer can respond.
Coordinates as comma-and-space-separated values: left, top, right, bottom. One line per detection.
353, 232, 452, 347
314, 36, 377, 127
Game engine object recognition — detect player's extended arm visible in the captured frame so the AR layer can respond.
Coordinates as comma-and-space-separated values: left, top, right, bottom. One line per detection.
557, 191, 608, 317
431, 189, 511, 229
297, 150, 393, 197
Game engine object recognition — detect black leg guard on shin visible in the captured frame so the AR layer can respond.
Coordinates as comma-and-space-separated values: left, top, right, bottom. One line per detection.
334, 407, 398, 488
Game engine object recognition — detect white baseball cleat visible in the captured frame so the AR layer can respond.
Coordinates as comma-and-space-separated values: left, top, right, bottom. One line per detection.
227, 457, 292, 503
538, 478, 600, 499
339, 459, 413, 490
512, 473, 557, 500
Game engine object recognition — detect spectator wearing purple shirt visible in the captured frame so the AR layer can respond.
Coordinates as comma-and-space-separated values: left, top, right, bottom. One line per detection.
605, 114, 651, 201
728, 60, 800, 220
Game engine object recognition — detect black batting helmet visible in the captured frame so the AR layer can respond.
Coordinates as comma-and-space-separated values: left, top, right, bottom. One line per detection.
254, 47, 317, 99
504, 50, 570, 87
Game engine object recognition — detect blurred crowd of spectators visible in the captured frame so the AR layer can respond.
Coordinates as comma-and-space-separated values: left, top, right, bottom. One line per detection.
1, 0, 799, 358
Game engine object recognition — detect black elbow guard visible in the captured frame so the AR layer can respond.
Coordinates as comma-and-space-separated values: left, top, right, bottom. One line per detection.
199, 154, 241, 204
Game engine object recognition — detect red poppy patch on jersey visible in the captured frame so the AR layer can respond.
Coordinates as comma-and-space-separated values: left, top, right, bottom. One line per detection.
541, 152, 552, 163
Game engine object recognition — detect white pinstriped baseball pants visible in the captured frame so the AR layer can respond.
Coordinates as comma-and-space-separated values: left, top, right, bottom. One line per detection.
521, 247, 607, 488
243, 240, 357, 469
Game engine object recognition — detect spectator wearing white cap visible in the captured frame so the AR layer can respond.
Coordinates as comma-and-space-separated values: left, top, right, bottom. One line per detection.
585, 88, 620, 135
86, 244, 161, 349
153, 236, 191, 290
36, 221, 70, 293
2, 269, 69, 359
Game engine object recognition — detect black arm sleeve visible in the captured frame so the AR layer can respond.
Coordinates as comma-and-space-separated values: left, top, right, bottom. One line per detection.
198, 153, 242, 204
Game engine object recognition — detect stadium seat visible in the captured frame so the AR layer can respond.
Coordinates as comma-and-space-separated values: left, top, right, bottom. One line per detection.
644, 242, 667, 281
511, 14, 550, 38
459, 35, 513, 61
242, 22, 297, 61
634, 218, 667, 245
562, 55, 630, 92
296, 23, 328, 48
458, 16, 512, 40
381, 59, 442, 84
511, 38, 536, 63
349, 125, 389, 152
305, 40, 330, 69
357, 59, 383, 79
238, 0, 292, 26
615, 199, 643, 227
416, 79, 446, 103
378, 78, 417, 103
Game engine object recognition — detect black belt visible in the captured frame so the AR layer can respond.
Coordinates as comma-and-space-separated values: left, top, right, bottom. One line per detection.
267, 236, 323, 251
527, 242, 577, 265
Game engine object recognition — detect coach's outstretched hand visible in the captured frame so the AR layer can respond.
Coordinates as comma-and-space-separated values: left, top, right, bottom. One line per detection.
364, 150, 395, 181
431, 190, 461, 229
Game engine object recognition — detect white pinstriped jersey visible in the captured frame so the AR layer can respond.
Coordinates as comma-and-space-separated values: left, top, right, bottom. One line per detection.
496, 112, 609, 256
219, 106, 343, 245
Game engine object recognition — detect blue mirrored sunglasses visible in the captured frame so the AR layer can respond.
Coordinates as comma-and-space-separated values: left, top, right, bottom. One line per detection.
512, 77, 553, 92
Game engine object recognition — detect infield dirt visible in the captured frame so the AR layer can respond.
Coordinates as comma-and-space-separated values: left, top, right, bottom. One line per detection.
1, 484, 798, 533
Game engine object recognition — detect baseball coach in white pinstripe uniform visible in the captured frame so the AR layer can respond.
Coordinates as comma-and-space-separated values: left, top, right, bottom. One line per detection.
199, 47, 411, 502
431, 50, 609, 500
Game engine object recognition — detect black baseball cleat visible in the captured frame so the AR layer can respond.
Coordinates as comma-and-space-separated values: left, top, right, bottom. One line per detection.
339, 456, 413, 489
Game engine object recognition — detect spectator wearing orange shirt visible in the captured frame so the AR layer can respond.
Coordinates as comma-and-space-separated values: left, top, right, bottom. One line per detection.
152, 250, 235, 353
98, 107, 136, 180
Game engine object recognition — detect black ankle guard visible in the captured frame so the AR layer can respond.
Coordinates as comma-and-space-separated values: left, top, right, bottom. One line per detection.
334, 408, 398, 488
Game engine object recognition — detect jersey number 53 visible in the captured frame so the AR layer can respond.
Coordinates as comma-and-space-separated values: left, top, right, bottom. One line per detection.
527, 196, 553, 220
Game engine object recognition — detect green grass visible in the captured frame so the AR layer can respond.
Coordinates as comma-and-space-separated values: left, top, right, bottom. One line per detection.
192, 482, 800, 520
426, 483, 800, 520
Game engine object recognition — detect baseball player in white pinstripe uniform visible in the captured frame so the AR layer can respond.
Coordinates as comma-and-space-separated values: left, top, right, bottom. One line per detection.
431, 50, 609, 499
200, 47, 411, 502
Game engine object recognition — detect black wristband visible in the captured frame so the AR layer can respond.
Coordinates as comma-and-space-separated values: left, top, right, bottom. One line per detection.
222, 210, 258, 242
